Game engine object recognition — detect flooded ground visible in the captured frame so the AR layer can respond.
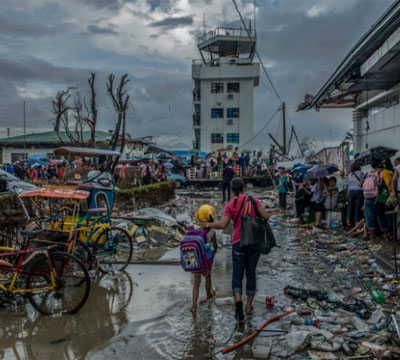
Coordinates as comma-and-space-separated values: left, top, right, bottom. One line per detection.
0, 189, 392, 359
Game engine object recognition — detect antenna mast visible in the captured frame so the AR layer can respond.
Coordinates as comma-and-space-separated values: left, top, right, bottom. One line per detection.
203, 13, 206, 35
253, 0, 256, 33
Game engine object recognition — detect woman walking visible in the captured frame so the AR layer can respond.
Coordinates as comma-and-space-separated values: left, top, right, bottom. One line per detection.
199, 177, 271, 322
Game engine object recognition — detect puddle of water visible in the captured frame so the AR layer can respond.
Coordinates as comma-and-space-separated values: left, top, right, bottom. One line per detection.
0, 272, 134, 360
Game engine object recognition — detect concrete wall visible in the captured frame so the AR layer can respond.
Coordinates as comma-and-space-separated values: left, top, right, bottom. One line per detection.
192, 61, 259, 153
313, 143, 350, 173
1, 146, 54, 164
354, 89, 400, 154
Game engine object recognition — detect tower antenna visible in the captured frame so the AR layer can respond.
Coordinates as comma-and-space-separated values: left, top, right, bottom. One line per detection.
253, 0, 256, 33
203, 13, 206, 35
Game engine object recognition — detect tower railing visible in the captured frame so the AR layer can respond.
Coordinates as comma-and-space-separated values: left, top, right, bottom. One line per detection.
198, 27, 256, 45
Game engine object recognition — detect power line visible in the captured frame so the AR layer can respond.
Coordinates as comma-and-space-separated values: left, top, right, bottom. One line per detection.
239, 108, 280, 149
232, 0, 283, 105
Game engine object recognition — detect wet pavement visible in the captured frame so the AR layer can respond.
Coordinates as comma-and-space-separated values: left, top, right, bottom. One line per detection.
1, 189, 399, 359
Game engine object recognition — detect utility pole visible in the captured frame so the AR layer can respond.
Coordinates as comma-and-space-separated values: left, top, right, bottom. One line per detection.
23, 100, 26, 159
282, 102, 286, 155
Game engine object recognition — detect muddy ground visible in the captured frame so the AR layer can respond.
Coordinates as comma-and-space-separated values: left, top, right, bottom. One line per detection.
0, 189, 396, 359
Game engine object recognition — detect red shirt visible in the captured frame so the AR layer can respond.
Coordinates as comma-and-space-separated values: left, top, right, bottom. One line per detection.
223, 194, 262, 244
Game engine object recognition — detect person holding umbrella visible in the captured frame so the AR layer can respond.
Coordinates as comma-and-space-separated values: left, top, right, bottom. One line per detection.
303, 178, 326, 227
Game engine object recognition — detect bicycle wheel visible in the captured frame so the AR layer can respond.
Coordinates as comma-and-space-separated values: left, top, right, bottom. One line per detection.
26, 252, 91, 315
94, 227, 133, 274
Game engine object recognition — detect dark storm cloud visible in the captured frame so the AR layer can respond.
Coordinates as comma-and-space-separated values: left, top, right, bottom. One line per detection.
0, 15, 57, 38
151, 16, 194, 29
0, 56, 89, 84
87, 24, 118, 35
79, 0, 137, 12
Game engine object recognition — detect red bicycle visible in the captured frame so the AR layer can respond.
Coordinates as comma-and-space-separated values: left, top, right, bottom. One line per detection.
0, 230, 90, 315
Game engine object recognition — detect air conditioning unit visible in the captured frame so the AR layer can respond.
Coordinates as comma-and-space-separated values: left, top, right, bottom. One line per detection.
216, 101, 222, 106
227, 94, 233, 100
227, 119, 233, 125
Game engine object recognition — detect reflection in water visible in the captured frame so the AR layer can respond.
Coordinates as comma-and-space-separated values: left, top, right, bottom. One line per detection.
0, 271, 134, 360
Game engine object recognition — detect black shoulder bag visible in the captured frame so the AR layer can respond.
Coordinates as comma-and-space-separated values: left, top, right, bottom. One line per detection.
239, 196, 276, 254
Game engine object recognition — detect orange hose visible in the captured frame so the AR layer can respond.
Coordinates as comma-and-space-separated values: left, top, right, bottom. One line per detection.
221, 310, 311, 354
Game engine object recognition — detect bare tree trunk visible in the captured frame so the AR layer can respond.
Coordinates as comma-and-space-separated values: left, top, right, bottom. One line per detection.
107, 74, 130, 173
88, 73, 97, 148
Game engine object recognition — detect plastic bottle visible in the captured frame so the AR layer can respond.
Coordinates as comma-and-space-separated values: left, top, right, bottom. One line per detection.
370, 321, 387, 331
215, 297, 234, 306
316, 316, 338, 324
371, 290, 385, 304
292, 317, 320, 327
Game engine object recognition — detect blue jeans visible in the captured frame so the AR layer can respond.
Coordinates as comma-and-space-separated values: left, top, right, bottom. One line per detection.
232, 243, 260, 296
364, 197, 388, 232
347, 190, 364, 223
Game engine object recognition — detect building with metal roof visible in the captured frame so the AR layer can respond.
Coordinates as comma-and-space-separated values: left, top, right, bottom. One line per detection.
0, 130, 152, 163
298, 0, 400, 154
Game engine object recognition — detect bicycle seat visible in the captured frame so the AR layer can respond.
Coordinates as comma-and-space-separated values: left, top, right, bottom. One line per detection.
19, 230, 39, 239
87, 208, 107, 215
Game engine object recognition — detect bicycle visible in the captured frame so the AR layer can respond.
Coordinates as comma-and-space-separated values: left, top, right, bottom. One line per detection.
0, 230, 91, 315
18, 187, 133, 275
72, 214, 133, 274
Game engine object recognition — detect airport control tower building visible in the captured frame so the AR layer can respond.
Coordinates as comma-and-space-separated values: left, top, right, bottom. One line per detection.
191, 27, 260, 153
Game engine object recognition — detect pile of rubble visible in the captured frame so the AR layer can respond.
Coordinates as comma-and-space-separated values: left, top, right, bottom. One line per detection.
249, 209, 400, 359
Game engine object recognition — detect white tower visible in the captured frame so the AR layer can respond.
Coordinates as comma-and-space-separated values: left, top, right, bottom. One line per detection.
191, 27, 260, 153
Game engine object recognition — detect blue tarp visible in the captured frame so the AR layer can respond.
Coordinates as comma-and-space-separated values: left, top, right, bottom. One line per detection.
172, 150, 207, 159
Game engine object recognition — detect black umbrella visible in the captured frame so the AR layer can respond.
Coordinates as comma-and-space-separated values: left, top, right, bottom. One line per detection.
304, 164, 339, 179
354, 146, 398, 166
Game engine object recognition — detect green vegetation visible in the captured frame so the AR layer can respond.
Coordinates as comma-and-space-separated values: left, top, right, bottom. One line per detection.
115, 181, 176, 211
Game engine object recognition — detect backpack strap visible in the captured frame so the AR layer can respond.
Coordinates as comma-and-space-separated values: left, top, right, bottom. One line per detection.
234, 196, 247, 224
353, 172, 360, 182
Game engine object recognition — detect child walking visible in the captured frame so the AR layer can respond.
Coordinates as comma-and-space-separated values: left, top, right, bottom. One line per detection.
190, 205, 218, 314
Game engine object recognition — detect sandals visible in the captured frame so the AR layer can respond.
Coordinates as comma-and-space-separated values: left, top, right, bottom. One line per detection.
245, 304, 254, 315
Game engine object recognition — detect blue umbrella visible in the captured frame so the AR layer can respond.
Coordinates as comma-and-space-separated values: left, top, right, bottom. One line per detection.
304, 164, 339, 179
293, 164, 313, 174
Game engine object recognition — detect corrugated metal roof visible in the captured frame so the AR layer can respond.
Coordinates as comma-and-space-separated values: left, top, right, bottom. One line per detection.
299, 0, 400, 110
0, 131, 111, 145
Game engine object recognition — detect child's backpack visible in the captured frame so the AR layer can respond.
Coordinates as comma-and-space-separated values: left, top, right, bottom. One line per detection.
363, 171, 381, 198
180, 226, 212, 273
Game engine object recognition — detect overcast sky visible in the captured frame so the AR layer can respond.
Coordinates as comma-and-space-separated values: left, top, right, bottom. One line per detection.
0, 0, 394, 151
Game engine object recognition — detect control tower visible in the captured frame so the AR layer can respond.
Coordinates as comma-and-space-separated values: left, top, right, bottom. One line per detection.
191, 27, 260, 153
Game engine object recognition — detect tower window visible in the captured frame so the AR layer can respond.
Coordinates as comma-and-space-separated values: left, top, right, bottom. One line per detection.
227, 108, 239, 118
211, 133, 224, 143
227, 133, 240, 144
211, 83, 224, 93
211, 108, 224, 118
227, 83, 240, 93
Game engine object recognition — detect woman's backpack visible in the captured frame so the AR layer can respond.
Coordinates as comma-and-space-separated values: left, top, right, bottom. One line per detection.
362, 171, 381, 198
180, 227, 213, 273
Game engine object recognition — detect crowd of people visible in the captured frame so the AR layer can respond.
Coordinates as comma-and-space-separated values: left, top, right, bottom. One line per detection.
187, 148, 273, 180
288, 157, 400, 243
1, 161, 67, 182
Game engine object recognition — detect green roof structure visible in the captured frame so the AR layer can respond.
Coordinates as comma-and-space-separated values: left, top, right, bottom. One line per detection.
0, 131, 111, 146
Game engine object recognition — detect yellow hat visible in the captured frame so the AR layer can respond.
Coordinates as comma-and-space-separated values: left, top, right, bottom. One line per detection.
195, 204, 215, 223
